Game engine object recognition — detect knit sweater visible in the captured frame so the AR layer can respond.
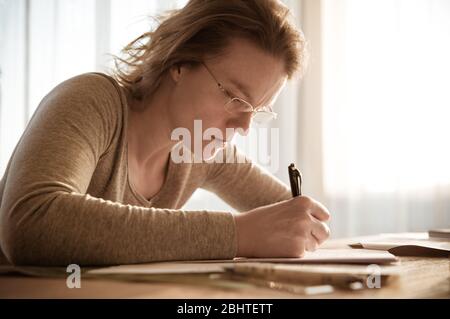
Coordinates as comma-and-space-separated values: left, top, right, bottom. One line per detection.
0, 72, 291, 266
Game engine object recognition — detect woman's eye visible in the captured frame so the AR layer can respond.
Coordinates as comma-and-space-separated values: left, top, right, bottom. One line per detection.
225, 89, 235, 99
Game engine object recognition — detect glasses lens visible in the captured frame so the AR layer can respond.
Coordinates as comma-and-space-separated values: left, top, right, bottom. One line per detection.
252, 111, 276, 124
224, 98, 253, 114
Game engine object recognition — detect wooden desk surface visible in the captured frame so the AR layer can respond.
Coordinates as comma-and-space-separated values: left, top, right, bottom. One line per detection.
0, 236, 449, 299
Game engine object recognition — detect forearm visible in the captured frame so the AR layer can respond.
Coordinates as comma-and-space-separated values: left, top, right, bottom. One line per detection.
1, 191, 237, 266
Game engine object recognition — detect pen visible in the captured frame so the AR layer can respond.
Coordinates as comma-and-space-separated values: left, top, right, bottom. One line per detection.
288, 163, 302, 197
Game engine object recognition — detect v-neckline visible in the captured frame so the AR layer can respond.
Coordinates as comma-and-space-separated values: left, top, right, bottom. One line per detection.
126, 142, 173, 205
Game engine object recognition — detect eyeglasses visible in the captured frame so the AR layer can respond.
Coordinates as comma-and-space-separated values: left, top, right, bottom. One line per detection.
201, 62, 278, 124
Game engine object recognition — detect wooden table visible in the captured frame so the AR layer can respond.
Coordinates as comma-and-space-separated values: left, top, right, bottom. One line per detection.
0, 236, 449, 299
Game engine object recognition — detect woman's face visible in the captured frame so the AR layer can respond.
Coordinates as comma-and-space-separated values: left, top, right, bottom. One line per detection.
168, 37, 287, 160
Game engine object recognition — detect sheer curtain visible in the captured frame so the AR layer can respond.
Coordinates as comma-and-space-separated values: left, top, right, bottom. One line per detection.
0, 0, 187, 174
318, 0, 450, 237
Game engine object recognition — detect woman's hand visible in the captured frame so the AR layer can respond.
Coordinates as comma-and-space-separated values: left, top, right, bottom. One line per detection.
234, 196, 331, 258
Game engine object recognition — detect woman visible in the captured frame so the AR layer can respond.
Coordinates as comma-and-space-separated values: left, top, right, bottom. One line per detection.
0, 0, 330, 266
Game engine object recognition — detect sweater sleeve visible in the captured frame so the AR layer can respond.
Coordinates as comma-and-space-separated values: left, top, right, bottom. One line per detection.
202, 143, 292, 212
0, 74, 236, 266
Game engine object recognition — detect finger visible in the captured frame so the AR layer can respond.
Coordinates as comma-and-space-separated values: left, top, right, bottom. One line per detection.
311, 219, 331, 245
310, 201, 331, 222
305, 235, 319, 252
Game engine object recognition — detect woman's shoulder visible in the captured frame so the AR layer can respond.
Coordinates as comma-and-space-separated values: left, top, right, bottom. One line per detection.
50, 72, 125, 103
28, 72, 127, 152
36, 72, 127, 123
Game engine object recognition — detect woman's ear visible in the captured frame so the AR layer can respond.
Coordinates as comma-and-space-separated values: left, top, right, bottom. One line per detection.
170, 64, 182, 83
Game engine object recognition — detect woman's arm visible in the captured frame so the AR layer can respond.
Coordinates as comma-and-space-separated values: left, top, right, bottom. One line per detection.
0, 74, 236, 266
201, 144, 292, 212
201, 144, 331, 258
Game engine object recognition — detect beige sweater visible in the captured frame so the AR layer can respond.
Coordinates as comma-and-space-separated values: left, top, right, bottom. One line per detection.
0, 73, 291, 266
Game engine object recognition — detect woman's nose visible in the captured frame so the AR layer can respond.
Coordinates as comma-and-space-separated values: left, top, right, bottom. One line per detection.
228, 112, 252, 136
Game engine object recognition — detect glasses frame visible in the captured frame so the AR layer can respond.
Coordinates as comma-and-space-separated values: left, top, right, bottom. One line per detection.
201, 62, 278, 121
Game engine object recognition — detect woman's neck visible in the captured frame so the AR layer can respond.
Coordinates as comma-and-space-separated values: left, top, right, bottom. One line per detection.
126, 83, 178, 169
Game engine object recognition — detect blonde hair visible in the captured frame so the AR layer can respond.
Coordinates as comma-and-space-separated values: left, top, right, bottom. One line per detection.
112, 0, 306, 105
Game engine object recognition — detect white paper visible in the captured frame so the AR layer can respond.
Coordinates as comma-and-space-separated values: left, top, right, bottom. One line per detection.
87, 248, 398, 277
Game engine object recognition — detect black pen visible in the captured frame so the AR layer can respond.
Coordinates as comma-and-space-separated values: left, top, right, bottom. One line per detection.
288, 163, 302, 197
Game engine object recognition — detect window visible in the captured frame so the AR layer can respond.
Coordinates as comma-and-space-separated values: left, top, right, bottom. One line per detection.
321, 0, 450, 236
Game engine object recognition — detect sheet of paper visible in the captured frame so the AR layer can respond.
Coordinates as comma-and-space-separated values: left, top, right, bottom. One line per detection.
350, 232, 450, 256
226, 263, 401, 277
88, 262, 227, 275
191, 249, 397, 264
87, 249, 397, 277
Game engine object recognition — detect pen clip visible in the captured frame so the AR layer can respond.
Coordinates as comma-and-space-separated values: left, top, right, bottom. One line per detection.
288, 163, 302, 197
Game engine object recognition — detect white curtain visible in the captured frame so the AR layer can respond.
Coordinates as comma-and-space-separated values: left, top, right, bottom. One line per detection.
319, 0, 450, 237
0, 0, 188, 174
